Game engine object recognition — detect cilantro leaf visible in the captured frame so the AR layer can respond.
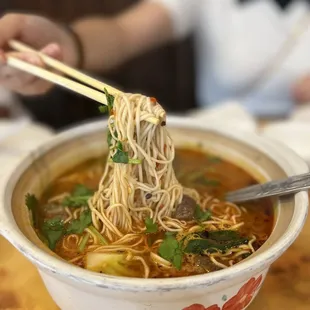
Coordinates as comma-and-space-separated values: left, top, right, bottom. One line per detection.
194, 205, 212, 222
62, 185, 94, 207
25, 193, 38, 226
172, 251, 183, 270
99, 105, 108, 114
110, 140, 141, 164
112, 149, 129, 164
66, 209, 92, 234
40, 209, 93, 249
41, 218, 65, 250
145, 218, 158, 234
62, 196, 92, 207
116, 141, 123, 151
158, 233, 183, 270
105, 88, 114, 111
72, 184, 93, 196
111, 141, 129, 164
25, 193, 38, 210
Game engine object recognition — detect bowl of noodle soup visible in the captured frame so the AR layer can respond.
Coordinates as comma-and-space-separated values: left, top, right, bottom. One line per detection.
0, 94, 308, 310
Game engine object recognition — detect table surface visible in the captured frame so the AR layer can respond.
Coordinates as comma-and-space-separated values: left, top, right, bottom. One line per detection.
1, 202, 310, 310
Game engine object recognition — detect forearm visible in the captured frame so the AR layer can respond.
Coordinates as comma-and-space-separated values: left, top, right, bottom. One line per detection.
72, 1, 174, 72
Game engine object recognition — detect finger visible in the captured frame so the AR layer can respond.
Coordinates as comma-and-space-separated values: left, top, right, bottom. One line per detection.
20, 45, 64, 95
0, 51, 44, 85
0, 65, 53, 96
0, 14, 24, 48
40, 43, 63, 60
0, 43, 64, 95
19, 78, 54, 96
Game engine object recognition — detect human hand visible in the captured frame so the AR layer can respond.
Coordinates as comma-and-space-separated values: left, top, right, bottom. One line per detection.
292, 74, 310, 104
0, 13, 79, 95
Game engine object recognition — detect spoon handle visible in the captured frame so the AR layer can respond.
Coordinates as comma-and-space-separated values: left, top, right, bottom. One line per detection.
225, 172, 310, 203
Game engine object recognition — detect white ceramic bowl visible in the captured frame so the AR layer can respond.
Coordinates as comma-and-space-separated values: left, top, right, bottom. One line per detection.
0, 117, 308, 310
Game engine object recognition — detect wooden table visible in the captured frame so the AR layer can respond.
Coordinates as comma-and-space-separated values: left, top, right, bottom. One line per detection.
0, 209, 310, 310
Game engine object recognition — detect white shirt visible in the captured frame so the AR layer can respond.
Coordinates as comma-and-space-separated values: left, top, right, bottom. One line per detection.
150, 0, 310, 117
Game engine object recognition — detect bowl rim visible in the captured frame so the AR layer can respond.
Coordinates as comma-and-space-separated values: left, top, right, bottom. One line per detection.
0, 116, 308, 292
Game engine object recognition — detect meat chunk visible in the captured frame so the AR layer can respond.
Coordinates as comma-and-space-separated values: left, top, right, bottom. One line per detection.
174, 195, 196, 221
195, 255, 218, 272
42, 203, 67, 220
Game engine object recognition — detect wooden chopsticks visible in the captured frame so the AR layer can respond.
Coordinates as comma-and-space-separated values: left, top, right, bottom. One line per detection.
6, 40, 162, 125
6, 40, 120, 106
7, 56, 109, 105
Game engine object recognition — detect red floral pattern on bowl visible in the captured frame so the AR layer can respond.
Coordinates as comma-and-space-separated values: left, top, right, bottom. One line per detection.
222, 275, 263, 310
183, 274, 263, 310
183, 304, 220, 310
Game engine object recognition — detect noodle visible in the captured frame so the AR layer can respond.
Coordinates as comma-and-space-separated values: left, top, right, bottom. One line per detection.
36, 92, 273, 279
89, 93, 184, 240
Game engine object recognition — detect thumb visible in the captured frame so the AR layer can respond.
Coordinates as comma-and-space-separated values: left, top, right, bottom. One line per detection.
40, 43, 63, 61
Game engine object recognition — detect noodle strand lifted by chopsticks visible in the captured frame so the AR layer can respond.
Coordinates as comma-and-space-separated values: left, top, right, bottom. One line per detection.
88, 94, 184, 241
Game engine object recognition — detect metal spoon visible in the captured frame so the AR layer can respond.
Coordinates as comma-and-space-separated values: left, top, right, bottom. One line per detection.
225, 172, 310, 203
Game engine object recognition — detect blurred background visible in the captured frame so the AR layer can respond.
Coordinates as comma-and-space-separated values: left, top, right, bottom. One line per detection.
0, 0, 196, 129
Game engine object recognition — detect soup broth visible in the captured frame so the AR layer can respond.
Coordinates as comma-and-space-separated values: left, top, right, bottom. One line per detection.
28, 148, 273, 278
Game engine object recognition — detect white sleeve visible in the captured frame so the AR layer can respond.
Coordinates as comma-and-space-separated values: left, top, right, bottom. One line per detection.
147, 0, 199, 39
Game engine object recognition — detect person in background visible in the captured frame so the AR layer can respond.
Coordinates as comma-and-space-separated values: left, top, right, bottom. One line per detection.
1, 0, 310, 119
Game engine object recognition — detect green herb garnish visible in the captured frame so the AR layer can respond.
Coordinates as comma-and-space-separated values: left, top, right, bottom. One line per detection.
107, 131, 113, 147
88, 225, 108, 245
25, 193, 39, 226
207, 230, 242, 241
41, 218, 65, 250
194, 205, 212, 222
72, 184, 93, 196
98, 88, 114, 114
112, 148, 129, 164
40, 209, 93, 250
66, 209, 92, 234
145, 217, 158, 234
62, 196, 92, 207
105, 88, 114, 112
62, 184, 94, 207
99, 105, 108, 114
184, 238, 248, 254
78, 233, 90, 252
111, 141, 129, 164
184, 230, 249, 254
158, 233, 183, 270
128, 158, 142, 164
